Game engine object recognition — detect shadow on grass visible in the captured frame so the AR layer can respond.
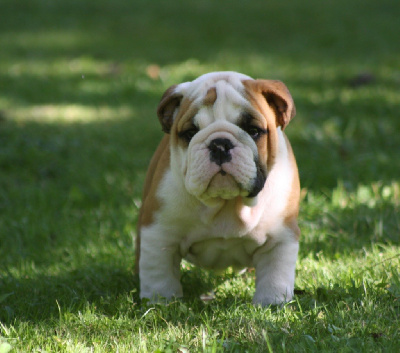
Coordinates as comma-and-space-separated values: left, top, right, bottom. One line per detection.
0, 264, 138, 322
0, 263, 233, 324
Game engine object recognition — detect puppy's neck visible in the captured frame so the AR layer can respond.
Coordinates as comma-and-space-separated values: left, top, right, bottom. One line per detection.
199, 196, 262, 229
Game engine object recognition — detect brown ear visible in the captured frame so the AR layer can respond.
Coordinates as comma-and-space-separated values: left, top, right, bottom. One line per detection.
249, 80, 296, 130
157, 85, 182, 133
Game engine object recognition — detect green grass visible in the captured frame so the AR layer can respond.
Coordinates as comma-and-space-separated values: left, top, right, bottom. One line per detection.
1, 0, 399, 351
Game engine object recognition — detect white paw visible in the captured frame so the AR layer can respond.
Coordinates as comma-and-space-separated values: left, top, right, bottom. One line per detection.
140, 281, 183, 302
253, 287, 294, 306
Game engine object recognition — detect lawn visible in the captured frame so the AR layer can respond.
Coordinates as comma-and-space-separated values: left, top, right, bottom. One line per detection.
0, 0, 399, 351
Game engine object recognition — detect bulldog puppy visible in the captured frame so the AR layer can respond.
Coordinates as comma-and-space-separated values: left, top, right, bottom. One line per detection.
136, 71, 300, 306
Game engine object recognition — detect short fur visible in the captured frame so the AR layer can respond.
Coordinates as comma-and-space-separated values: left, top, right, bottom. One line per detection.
136, 72, 300, 306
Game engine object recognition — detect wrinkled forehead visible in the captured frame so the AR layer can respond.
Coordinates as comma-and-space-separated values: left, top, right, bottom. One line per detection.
179, 71, 251, 98
176, 73, 255, 127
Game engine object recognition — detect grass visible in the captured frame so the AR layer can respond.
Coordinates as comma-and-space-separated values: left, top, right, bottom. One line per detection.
0, 0, 399, 351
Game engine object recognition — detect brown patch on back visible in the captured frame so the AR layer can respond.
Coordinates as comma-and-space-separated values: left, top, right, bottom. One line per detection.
135, 135, 171, 273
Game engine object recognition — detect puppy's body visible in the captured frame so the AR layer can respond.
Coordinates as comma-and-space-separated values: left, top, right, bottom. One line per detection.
137, 72, 300, 306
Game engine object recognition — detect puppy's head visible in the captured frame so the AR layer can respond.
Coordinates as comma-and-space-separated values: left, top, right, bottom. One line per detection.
157, 72, 295, 206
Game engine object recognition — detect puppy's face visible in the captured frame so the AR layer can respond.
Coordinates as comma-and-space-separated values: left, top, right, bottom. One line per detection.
157, 72, 295, 206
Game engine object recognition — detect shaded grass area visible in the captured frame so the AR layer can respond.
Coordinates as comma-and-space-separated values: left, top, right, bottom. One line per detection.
0, 0, 399, 351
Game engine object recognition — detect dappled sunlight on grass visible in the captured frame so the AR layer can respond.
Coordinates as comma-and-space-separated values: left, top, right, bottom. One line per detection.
296, 243, 400, 298
299, 181, 400, 262
0, 0, 399, 351
3, 57, 119, 78
331, 182, 400, 209
8, 104, 134, 123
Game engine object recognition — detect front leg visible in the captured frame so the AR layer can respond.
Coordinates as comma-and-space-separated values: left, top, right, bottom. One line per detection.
252, 239, 299, 306
139, 224, 183, 301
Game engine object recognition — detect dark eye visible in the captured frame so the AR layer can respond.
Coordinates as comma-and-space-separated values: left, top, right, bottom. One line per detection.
243, 125, 267, 141
240, 112, 268, 141
178, 127, 199, 142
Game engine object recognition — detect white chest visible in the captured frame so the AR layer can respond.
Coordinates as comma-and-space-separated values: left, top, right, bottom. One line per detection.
182, 235, 259, 269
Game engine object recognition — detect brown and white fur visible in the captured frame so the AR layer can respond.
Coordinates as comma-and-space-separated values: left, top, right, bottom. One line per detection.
136, 71, 300, 306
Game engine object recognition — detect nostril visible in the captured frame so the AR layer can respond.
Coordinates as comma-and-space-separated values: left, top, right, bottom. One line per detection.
209, 138, 234, 152
209, 138, 234, 166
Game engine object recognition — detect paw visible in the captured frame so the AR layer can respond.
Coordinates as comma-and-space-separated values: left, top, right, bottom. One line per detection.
253, 287, 293, 306
140, 281, 183, 302
141, 293, 183, 306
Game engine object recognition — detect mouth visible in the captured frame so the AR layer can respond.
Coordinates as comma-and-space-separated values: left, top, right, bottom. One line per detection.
204, 159, 266, 201
207, 173, 240, 199
204, 170, 247, 200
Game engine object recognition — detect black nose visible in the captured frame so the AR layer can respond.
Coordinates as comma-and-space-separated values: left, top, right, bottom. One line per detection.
208, 138, 234, 166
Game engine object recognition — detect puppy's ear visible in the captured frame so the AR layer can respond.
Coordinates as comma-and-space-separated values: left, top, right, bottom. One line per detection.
157, 85, 183, 133
246, 80, 296, 130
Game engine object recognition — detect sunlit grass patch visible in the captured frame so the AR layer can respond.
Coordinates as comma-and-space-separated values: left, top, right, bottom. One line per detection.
8, 104, 134, 123
2, 56, 122, 79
